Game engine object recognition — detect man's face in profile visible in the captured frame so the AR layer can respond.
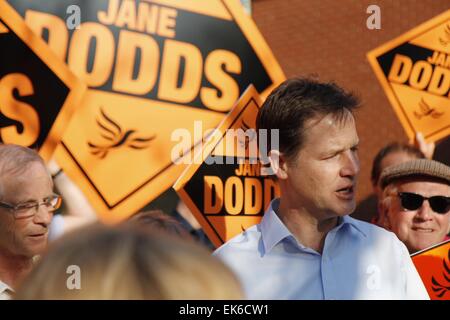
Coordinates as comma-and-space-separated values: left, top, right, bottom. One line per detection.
284, 110, 360, 219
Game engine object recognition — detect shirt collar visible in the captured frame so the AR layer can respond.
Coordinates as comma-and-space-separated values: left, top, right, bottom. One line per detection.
261, 198, 295, 254
261, 199, 367, 254
339, 215, 368, 238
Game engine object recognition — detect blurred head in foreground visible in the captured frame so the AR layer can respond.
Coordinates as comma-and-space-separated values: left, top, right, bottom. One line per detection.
14, 224, 243, 299
126, 209, 193, 241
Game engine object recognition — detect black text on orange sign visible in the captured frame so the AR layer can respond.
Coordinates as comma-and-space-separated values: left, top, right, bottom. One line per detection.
0, 73, 40, 146
388, 52, 450, 97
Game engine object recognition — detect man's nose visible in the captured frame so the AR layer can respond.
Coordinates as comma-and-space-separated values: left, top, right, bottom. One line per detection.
33, 204, 53, 226
415, 200, 433, 221
340, 150, 360, 177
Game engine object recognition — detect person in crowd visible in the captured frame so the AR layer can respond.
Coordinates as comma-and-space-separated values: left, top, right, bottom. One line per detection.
378, 159, 450, 254
0, 144, 60, 299
214, 77, 429, 299
126, 209, 194, 241
46, 159, 97, 240
371, 143, 426, 200
15, 224, 244, 299
0, 144, 98, 299
368, 142, 426, 225
352, 132, 434, 223
172, 199, 214, 250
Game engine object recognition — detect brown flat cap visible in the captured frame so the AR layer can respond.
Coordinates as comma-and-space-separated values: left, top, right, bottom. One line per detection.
380, 159, 450, 188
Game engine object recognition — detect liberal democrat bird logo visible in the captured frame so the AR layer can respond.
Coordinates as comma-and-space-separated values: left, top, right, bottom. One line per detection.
87, 108, 155, 159
413, 98, 444, 120
431, 248, 450, 298
439, 23, 450, 46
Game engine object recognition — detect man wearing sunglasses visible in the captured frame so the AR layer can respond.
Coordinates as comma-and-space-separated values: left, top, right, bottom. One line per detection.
379, 159, 450, 254
0, 144, 61, 299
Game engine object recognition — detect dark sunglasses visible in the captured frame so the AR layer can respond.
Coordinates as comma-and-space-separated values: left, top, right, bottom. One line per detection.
397, 192, 450, 214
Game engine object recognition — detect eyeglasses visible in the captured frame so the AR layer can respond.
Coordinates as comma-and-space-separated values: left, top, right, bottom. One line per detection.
0, 194, 62, 219
397, 192, 450, 214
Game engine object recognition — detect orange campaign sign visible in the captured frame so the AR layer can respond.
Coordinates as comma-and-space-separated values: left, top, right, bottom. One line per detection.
367, 10, 450, 143
7, 0, 285, 222
0, 2, 85, 161
411, 239, 450, 300
173, 85, 280, 248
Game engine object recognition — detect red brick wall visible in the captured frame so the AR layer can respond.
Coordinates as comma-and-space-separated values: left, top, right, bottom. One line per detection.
251, 0, 449, 205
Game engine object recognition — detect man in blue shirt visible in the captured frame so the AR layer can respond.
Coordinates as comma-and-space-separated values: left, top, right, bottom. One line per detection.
214, 77, 429, 299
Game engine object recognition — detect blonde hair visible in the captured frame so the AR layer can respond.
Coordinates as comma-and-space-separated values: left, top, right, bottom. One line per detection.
126, 210, 193, 241
14, 224, 243, 300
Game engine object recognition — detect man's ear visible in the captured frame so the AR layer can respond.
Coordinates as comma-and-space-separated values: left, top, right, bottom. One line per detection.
377, 199, 391, 229
268, 150, 288, 180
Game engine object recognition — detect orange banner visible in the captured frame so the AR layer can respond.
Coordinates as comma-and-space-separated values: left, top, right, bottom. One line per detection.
411, 239, 450, 300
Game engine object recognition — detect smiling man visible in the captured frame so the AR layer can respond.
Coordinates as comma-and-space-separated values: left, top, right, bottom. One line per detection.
0, 144, 61, 299
214, 77, 428, 299
379, 159, 450, 254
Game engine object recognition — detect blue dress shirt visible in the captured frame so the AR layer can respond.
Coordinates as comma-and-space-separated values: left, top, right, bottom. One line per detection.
214, 199, 429, 300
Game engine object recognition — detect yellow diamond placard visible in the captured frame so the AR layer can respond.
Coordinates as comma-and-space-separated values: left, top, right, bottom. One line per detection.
411, 240, 450, 300
8, 0, 285, 223
367, 10, 450, 143
174, 85, 280, 248
0, 2, 85, 161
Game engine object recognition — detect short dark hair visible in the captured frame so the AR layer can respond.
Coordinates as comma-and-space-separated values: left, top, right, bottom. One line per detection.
256, 77, 359, 159
371, 143, 425, 186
